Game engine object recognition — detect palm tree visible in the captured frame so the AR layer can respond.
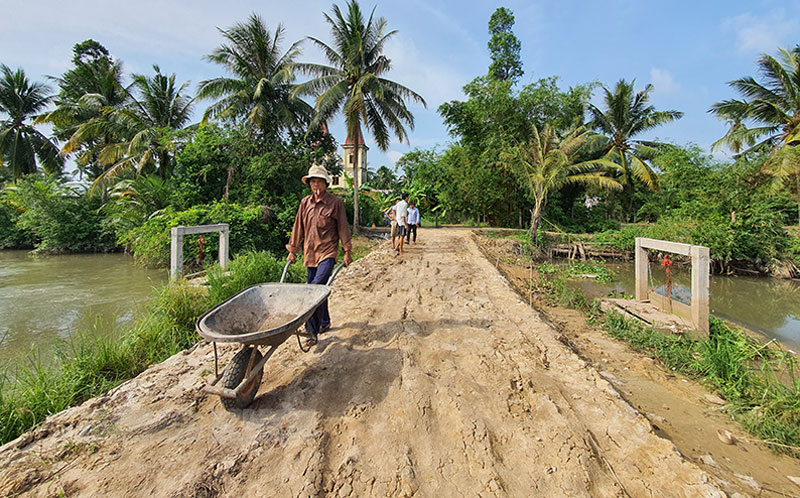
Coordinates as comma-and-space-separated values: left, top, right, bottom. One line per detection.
64, 66, 195, 188
498, 124, 622, 238
294, 0, 426, 233
588, 79, 682, 218
38, 40, 128, 180
0, 65, 63, 179
710, 46, 800, 221
197, 14, 312, 143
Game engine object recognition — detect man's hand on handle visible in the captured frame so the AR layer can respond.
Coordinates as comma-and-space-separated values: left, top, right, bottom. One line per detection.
287, 252, 296, 264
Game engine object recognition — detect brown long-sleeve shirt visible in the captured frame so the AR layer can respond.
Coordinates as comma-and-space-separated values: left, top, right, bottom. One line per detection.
286, 192, 352, 267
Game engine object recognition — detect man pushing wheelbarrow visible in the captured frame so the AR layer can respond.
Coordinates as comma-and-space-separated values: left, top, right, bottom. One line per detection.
286, 164, 352, 347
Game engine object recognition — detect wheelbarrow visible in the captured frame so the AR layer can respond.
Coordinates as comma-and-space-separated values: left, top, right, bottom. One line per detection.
196, 261, 344, 410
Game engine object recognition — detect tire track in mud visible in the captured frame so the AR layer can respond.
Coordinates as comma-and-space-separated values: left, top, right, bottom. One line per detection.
0, 229, 723, 497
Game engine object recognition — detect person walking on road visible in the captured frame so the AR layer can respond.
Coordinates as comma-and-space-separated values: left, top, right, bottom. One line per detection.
406, 202, 420, 244
385, 198, 400, 251
394, 193, 409, 256
286, 165, 352, 346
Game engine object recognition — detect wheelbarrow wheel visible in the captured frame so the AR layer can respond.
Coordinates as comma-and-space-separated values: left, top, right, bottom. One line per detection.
220, 347, 263, 410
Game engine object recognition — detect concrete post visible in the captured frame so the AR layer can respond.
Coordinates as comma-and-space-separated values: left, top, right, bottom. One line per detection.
170, 227, 184, 280
691, 245, 710, 337
634, 238, 649, 301
219, 226, 229, 270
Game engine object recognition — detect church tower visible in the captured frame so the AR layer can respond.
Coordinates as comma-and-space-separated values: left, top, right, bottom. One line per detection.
341, 127, 369, 187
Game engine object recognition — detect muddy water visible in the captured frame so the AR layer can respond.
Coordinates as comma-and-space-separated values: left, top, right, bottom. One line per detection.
0, 251, 167, 363
571, 261, 800, 350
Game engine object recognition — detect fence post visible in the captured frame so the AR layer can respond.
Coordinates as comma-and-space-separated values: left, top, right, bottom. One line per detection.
170, 227, 184, 280
634, 238, 648, 301
691, 245, 710, 337
219, 225, 229, 270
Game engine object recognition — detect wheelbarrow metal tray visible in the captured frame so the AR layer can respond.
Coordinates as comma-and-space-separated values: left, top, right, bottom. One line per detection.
197, 283, 331, 347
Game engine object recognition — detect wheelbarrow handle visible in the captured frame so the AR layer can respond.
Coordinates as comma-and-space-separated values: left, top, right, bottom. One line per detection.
280, 260, 291, 283
281, 260, 345, 286
326, 262, 345, 286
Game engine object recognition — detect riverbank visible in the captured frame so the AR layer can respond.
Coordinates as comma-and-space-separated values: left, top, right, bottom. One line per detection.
539, 225, 800, 279
474, 231, 800, 495
0, 236, 379, 446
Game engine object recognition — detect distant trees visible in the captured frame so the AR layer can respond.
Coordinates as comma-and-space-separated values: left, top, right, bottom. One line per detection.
710, 45, 800, 222
487, 7, 523, 84
40, 40, 126, 180
0, 66, 63, 179
588, 80, 683, 218
64, 65, 196, 187
498, 125, 621, 237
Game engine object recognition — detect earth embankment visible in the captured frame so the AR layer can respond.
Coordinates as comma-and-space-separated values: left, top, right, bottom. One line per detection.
0, 229, 722, 497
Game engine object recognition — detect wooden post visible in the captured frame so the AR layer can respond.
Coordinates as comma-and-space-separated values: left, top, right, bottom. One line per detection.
691, 245, 710, 337
635, 238, 648, 301
170, 227, 184, 280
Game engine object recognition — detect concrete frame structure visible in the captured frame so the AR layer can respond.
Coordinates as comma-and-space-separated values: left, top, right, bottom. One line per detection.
635, 237, 710, 337
170, 223, 229, 280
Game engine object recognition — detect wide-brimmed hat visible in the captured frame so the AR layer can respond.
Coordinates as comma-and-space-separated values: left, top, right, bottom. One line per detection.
302, 164, 331, 185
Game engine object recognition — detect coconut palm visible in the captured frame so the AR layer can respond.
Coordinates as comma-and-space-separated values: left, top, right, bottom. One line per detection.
294, 0, 426, 233
710, 46, 800, 221
0, 65, 63, 179
64, 66, 195, 188
38, 41, 128, 180
588, 79, 682, 217
498, 124, 622, 238
197, 14, 312, 143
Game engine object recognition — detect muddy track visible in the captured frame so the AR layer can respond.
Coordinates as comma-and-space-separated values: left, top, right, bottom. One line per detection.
0, 229, 723, 497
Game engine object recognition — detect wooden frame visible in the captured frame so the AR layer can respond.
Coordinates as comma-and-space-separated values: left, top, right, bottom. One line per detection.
635, 237, 710, 337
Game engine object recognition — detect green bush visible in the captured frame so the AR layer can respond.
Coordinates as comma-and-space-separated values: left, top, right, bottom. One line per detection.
120, 202, 287, 267
206, 250, 305, 303
0, 196, 35, 249
343, 191, 385, 227
2, 175, 115, 253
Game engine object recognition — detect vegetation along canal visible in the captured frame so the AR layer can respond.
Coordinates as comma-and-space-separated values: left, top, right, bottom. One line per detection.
573, 261, 800, 350
0, 251, 167, 362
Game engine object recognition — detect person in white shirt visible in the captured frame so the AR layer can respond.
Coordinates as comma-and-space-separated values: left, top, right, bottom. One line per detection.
406, 202, 420, 244
394, 193, 409, 256
384, 198, 400, 250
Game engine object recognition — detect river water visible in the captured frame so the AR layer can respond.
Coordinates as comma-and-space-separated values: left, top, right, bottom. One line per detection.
571, 261, 800, 351
0, 251, 167, 363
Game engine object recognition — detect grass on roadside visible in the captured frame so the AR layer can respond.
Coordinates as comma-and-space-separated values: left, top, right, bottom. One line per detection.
529, 255, 800, 457
0, 250, 310, 446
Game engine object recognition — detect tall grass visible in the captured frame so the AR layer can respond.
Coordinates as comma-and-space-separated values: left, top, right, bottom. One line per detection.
524, 252, 800, 457
0, 251, 306, 445
602, 312, 800, 456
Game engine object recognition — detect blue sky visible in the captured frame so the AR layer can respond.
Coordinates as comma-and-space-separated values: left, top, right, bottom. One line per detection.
2, 0, 799, 174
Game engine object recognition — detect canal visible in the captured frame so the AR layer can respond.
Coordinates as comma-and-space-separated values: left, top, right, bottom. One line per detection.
571, 261, 800, 351
0, 251, 167, 363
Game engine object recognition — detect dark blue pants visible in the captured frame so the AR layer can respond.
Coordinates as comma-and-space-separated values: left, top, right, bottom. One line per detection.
406, 224, 417, 243
305, 257, 335, 336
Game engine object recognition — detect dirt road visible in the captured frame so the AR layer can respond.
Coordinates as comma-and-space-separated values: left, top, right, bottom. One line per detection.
0, 229, 724, 497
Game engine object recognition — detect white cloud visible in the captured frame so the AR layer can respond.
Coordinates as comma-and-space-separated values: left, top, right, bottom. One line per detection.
723, 10, 796, 55
386, 150, 404, 166
384, 34, 470, 109
649, 68, 679, 95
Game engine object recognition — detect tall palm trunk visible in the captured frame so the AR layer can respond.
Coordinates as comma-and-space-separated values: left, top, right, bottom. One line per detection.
352, 146, 360, 234
530, 193, 546, 240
